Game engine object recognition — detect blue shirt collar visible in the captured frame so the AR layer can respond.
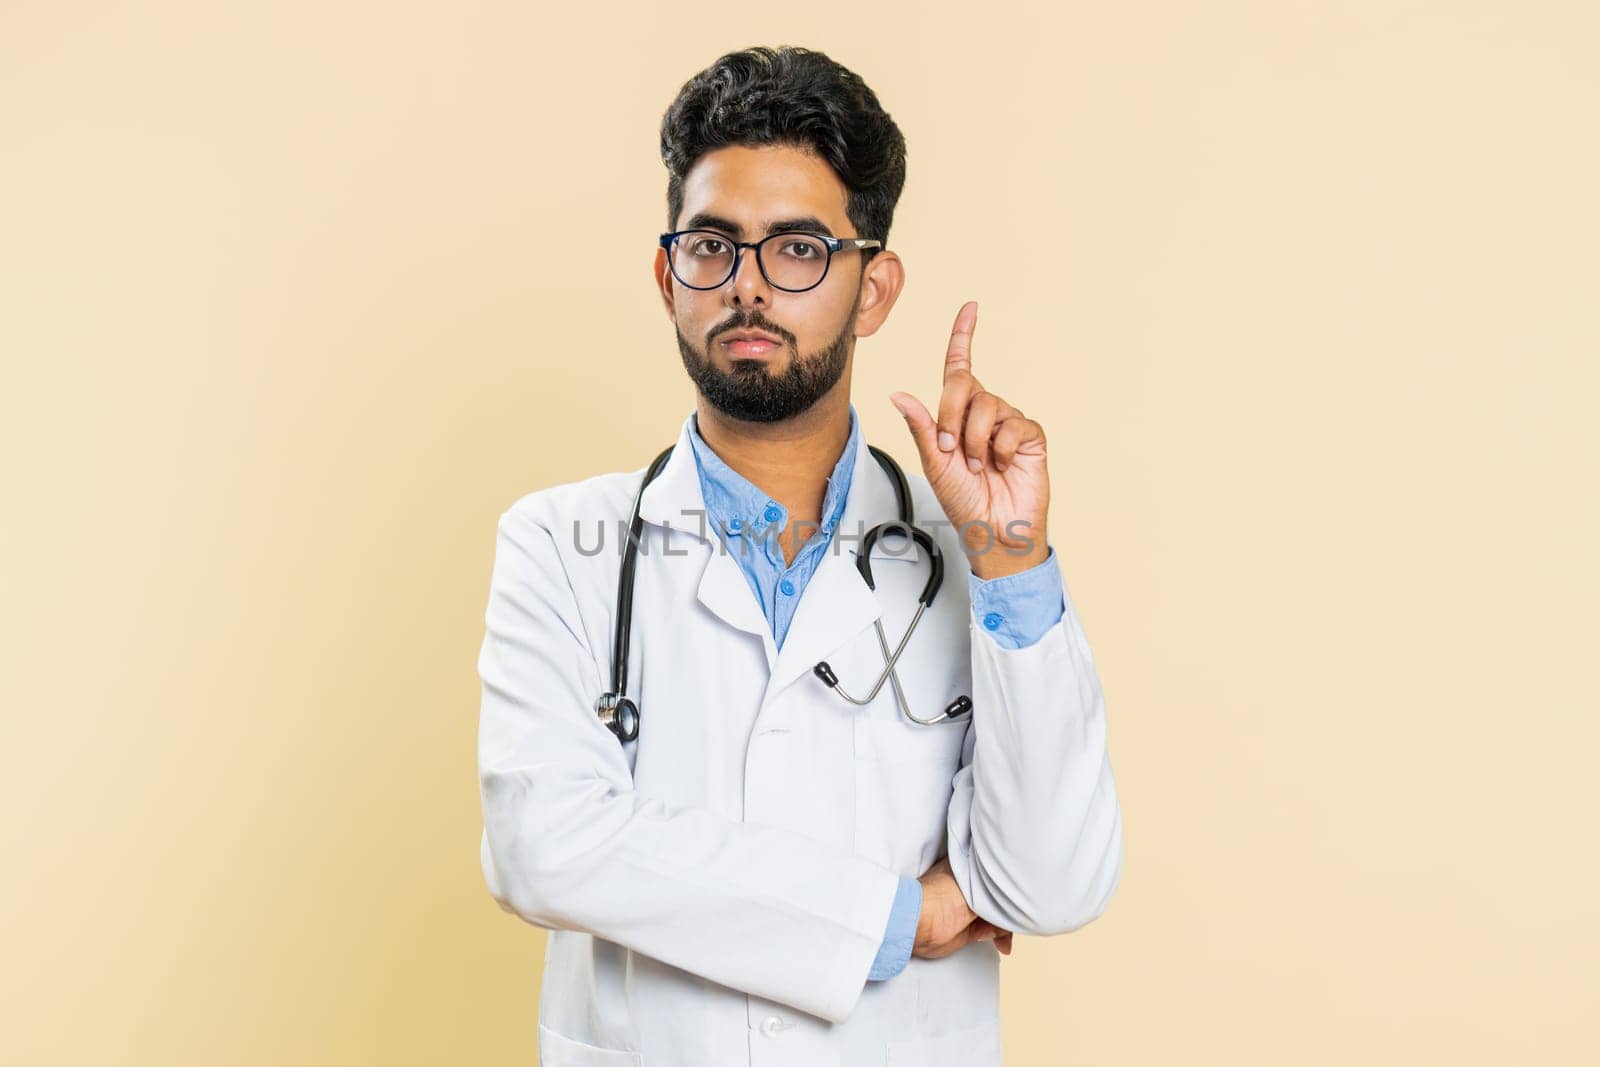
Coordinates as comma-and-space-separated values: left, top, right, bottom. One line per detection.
687, 404, 860, 539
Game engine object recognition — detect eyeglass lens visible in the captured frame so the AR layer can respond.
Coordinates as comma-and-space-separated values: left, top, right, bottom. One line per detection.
670, 231, 832, 291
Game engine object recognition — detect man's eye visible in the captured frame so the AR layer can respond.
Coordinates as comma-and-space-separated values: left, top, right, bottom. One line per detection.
688, 238, 728, 256
781, 241, 820, 259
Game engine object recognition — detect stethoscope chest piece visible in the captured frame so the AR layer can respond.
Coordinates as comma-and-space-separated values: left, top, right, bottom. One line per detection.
596, 693, 639, 743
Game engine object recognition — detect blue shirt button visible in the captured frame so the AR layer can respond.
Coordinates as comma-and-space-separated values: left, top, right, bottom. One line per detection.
982, 612, 1003, 631
763, 503, 782, 523
726, 517, 743, 534
779, 579, 795, 596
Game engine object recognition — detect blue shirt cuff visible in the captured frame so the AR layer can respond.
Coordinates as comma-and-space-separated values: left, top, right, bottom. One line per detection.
867, 876, 922, 981
968, 545, 1066, 650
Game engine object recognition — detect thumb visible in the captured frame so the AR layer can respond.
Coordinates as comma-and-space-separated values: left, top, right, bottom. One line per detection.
889, 391, 939, 470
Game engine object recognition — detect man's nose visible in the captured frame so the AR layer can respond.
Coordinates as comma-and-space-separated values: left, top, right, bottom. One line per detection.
724, 246, 772, 307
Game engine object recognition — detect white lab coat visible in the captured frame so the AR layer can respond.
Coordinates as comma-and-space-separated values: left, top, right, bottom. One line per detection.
477, 411, 1123, 1067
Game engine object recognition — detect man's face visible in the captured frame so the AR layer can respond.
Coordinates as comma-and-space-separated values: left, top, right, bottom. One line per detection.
655, 143, 892, 424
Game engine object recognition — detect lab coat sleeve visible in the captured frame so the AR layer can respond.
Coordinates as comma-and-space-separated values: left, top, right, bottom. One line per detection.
944, 553, 1124, 936
477, 506, 903, 1024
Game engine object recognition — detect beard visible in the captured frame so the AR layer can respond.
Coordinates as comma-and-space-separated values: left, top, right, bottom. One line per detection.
676, 287, 860, 424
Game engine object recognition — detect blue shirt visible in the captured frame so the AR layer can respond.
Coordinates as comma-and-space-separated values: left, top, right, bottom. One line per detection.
687, 403, 1065, 982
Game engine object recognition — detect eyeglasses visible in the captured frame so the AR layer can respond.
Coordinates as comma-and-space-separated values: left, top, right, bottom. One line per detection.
659, 229, 882, 293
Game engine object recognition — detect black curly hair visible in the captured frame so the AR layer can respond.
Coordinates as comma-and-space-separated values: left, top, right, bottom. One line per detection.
659, 46, 908, 248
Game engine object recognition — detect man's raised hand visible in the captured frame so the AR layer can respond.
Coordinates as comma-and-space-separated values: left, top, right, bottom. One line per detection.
889, 301, 1051, 580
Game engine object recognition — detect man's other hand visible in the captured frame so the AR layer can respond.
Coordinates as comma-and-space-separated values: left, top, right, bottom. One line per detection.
914, 856, 1014, 958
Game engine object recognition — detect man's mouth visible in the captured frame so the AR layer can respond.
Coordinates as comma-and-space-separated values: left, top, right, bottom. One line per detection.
723, 337, 777, 358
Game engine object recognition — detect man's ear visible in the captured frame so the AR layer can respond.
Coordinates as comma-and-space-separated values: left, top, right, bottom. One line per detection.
852, 250, 905, 339
654, 247, 677, 318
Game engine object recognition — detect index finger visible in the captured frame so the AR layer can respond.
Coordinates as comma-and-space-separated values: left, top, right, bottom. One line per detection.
944, 300, 979, 378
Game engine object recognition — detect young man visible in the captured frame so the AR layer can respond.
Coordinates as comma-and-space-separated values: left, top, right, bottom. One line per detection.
477, 46, 1122, 1066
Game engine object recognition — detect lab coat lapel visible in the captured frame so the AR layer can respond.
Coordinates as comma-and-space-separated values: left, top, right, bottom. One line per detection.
767, 435, 904, 696
637, 413, 773, 648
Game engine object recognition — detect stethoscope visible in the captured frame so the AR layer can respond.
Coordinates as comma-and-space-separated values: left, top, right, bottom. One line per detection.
595, 441, 974, 743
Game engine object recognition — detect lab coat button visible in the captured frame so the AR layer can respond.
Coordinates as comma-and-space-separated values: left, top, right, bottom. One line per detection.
760, 1015, 786, 1038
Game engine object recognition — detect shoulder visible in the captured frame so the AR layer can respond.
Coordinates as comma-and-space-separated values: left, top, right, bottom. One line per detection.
500, 465, 647, 536
488, 463, 655, 590
484, 462, 659, 619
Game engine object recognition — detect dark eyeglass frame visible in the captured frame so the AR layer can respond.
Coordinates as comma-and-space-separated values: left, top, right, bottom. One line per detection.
658, 229, 884, 293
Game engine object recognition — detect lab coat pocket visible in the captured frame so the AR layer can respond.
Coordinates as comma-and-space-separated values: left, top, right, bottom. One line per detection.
537, 1023, 643, 1066
886, 1017, 1003, 1067
853, 716, 970, 876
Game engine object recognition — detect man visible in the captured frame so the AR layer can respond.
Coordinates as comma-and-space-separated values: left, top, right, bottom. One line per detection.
477, 46, 1122, 1066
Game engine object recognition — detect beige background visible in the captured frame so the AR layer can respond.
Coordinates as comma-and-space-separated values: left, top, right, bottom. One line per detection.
3, 1, 1596, 1064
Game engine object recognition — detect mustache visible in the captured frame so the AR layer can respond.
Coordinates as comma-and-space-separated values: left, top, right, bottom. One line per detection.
706, 312, 796, 348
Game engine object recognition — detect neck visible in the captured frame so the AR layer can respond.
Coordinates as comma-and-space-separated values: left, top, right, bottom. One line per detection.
693, 390, 852, 532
